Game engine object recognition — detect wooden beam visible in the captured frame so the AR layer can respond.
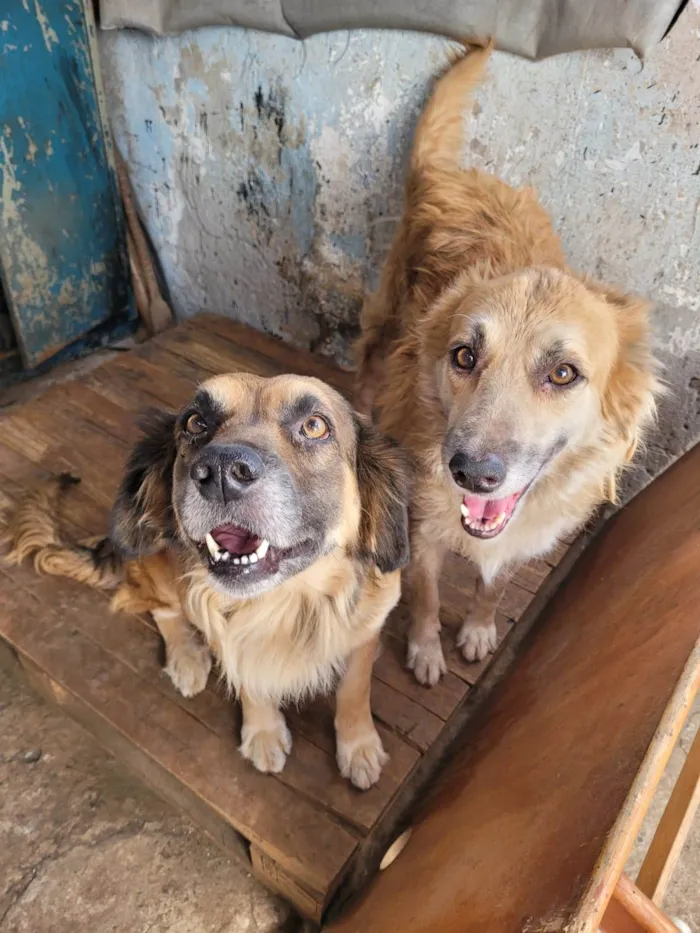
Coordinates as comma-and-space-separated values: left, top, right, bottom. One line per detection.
600, 874, 679, 933
636, 725, 700, 905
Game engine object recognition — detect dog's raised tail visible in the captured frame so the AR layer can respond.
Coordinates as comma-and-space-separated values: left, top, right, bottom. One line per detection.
411, 39, 494, 173
2, 473, 121, 591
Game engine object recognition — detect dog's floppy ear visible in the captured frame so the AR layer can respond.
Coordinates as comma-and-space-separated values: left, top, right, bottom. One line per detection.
110, 409, 178, 557
354, 414, 411, 574
599, 290, 662, 498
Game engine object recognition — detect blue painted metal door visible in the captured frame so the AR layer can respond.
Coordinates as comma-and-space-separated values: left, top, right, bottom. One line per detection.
0, 0, 133, 369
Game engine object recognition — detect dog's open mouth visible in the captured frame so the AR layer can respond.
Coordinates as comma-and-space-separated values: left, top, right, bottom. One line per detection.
460, 492, 523, 539
201, 524, 272, 575
200, 524, 313, 577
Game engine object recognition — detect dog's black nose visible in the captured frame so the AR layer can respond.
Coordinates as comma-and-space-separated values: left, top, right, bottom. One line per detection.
191, 444, 265, 503
449, 451, 505, 494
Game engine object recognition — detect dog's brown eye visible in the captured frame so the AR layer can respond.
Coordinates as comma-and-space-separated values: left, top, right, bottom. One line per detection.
185, 412, 207, 435
452, 346, 476, 372
301, 415, 329, 440
548, 364, 578, 387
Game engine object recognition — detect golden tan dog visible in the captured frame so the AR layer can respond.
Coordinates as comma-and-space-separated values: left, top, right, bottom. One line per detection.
5, 373, 410, 789
355, 44, 661, 686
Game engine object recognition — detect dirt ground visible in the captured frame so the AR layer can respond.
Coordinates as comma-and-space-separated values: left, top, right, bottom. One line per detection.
0, 658, 297, 933
1, 649, 697, 933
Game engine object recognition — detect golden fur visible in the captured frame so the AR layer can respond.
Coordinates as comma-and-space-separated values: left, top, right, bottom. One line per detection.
355, 44, 662, 685
4, 373, 411, 789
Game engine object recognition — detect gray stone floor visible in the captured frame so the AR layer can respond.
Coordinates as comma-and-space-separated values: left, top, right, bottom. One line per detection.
1, 652, 697, 932
0, 659, 295, 933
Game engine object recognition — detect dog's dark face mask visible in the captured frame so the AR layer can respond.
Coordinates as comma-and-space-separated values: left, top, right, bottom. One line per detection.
110, 372, 411, 599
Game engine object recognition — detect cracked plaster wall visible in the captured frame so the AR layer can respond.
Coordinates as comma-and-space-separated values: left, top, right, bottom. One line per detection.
99, 7, 700, 494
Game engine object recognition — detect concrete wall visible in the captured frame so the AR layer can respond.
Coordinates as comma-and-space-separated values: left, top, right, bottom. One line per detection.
99, 6, 700, 493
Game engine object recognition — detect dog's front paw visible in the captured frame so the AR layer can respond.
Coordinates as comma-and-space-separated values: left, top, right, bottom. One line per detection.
337, 728, 389, 791
240, 716, 292, 774
457, 620, 498, 663
164, 639, 212, 698
407, 634, 447, 686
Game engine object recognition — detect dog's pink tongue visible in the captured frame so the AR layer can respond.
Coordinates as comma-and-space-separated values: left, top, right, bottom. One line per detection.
463, 493, 520, 521
211, 525, 261, 555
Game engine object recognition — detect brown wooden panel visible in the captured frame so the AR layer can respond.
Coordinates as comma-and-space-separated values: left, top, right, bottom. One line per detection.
326, 441, 700, 933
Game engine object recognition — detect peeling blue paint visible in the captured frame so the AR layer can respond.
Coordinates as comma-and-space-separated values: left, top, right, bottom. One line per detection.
329, 232, 365, 260
0, 0, 134, 368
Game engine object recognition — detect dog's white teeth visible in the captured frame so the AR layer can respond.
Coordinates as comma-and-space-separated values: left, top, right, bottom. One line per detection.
495, 512, 506, 525
248, 552, 259, 564
460, 503, 470, 518
232, 556, 241, 565
220, 551, 230, 562
205, 533, 222, 559
241, 555, 249, 565
255, 539, 270, 559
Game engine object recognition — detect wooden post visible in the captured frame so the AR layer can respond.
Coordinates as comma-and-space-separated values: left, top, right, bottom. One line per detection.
636, 727, 700, 905
600, 874, 680, 933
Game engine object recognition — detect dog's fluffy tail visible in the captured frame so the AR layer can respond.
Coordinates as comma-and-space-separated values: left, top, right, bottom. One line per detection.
411, 39, 494, 174
2, 473, 122, 591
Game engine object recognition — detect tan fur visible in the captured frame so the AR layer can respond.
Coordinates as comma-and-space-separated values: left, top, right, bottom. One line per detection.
3, 374, 409, 789
356, 46, 662, 685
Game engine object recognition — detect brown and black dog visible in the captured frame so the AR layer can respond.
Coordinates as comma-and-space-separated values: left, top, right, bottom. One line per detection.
356, 43, 661, 685
6, 373, 410, 789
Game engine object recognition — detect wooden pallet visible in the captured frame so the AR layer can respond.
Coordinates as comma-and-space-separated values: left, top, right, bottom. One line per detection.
0, 314, 576, 921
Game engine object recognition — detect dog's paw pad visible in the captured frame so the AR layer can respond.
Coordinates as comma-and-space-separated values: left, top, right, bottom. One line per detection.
457, 621, 498, 663
407, 636, 447, 686
240, 720, 292, 774
337, 730, 388, 790
164, 640, 212, 698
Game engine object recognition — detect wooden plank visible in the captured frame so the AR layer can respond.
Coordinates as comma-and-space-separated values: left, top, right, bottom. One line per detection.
0, 425, 109, 537
636, 725, 700, 905
159, 321, 286, 377
127, 343, 212, 399
3, 552, 413, 837
285, 684, 436, 761
250, 846, 325, 922
437, 573, 532, 625
54, 381, 143, 445
384, 601, 511, 687
87, 353, 198, 411
0, 402, 126, 505
372, 625, 468, 720
195, 313, 354, 395
0, 577, 357, 897
512, 559, 551, 595
600, 875, 680, 933
153, 325, 255, 376
370, 679, 443, 753
326, 439, 700, 933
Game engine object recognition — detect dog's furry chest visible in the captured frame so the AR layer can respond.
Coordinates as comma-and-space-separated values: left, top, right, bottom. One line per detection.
184, 560, 388, 704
